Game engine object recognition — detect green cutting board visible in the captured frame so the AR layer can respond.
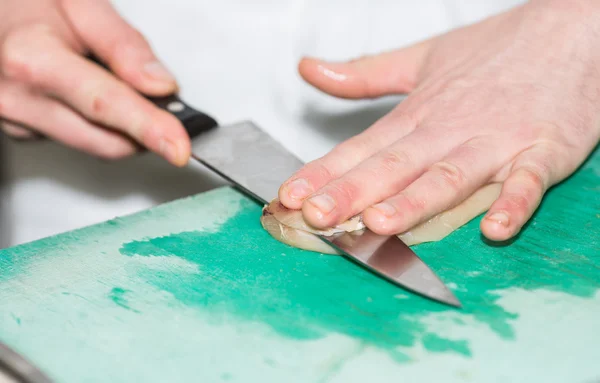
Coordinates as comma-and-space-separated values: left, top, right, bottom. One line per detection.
0, 147, 598, 383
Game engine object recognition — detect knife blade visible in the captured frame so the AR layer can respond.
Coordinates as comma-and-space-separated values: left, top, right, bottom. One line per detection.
128, 87, 461, 307
182, 119, 460, 308
85, 56, 459, 307
0, 341, 53, 383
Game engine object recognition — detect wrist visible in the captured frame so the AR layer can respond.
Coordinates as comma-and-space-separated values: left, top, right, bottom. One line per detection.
522, 0, 600, 66
527, 0, 600, 25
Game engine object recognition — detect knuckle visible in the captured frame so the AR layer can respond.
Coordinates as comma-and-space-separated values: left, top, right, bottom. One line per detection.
513, 156, 551, 191
1, 37, 32, 81
106, 41, 129, 62
121, 26, 148, 47
404, 195, 426, 213
397, 110, 420, 132
326, 180, 361, 206
335, 134, 372, 159
128, 27, 149, 46
0, 25, 49, 81
520, 168, 545, 191
396, 193, 426, 215
429, 160, 466, 191
305, 161, 336, 184
90, 91, 109, 116
378, 149, 412, 173
108, 27, 151, 60
86, 85, 120, 120
505, 194, 530, 213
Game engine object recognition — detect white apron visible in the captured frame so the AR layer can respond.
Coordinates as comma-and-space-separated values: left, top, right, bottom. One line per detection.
0, 0, 524, 247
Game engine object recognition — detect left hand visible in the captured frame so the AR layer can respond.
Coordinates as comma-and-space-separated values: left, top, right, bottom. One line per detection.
278, 0, 600, 242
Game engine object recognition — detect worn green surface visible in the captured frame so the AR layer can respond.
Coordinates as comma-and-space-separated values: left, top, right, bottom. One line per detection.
0, 147, 598, 383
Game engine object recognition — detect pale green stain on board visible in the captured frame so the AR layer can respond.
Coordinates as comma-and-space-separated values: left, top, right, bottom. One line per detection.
118, 200, 499, 357
0, 146, 598, 383
109, 287, 140, 313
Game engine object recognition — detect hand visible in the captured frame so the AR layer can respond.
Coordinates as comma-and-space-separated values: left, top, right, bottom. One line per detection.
278, 0, 600, 242
0, 0, 190, 166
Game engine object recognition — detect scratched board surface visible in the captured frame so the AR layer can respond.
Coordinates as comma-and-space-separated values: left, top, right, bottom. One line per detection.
0, 147, 599, 383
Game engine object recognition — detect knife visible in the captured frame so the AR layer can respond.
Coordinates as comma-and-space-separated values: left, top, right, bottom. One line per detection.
88, 55, 460, 307
0, 340, 53, 383
157, 94, 461, 308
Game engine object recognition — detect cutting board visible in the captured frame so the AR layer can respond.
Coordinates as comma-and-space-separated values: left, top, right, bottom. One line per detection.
0, 147, 598, 383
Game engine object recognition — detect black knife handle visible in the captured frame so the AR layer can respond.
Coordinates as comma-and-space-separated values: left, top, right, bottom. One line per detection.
146, 93, 218, 139
86, 55, 218, 139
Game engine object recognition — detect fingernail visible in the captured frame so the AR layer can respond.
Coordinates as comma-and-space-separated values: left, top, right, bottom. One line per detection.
372, 202, 397, 217
159, 138, 180, 164
317, 64, 348, 82
287, 179, 312, 200
307, 194, 336, 215
486, 211, 510, 227
144, 61, 175, 82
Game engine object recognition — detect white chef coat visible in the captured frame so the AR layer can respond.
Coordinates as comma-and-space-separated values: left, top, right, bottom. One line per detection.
0, 0, 524, 248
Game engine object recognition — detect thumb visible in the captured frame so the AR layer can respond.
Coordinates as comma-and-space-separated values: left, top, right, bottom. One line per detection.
61, 0, 178, 96
298, 38, 433, 99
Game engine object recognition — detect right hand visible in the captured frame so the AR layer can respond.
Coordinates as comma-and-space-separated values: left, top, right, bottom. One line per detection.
0, 0, 191, 166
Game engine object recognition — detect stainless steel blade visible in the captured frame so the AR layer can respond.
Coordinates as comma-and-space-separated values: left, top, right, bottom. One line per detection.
0, 341, 53, 383
190, 121, 461, 307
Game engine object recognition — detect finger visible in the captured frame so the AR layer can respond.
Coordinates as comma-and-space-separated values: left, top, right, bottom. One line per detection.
300, 128, 454, 229
0, 36, 190, 166
298, 38, 433, 100
0, 121, 41, 140
480, 144, 558, 241
0, 79, 138, 159
278, 111, 417, 209
61, 0, 178, 95
362, 137, 503, 235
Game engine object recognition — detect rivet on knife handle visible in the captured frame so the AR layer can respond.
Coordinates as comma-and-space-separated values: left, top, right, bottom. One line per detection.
146, 93, 219, 139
